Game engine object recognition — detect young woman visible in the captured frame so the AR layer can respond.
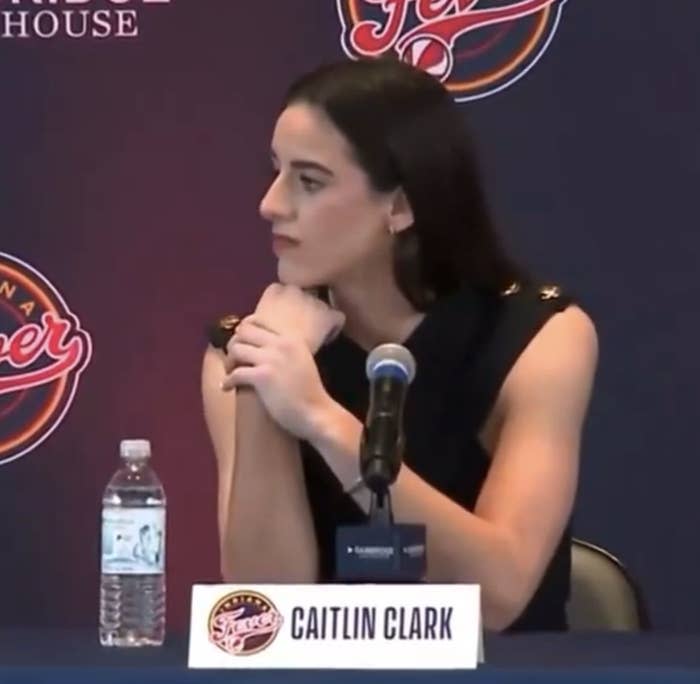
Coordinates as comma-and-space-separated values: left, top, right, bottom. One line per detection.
202, 57, 597, 632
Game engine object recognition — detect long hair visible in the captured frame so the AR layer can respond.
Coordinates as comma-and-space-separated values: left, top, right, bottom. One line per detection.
283, 56, 526, 310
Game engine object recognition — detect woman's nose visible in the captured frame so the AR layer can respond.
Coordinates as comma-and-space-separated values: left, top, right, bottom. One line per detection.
259, 174, 295, 222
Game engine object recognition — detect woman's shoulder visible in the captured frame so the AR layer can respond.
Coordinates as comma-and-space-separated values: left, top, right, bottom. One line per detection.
446, 279, 593, 338
499, 282, 598, 391
492, 280, 595, 349
477, 280, 598, 419
438, 280, 596, 431
419, 279, 592, 359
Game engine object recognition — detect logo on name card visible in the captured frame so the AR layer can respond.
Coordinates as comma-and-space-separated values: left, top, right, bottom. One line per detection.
208, 590, 284, 656
1, 0, 173, 41
336, 0, 568, 101
0, 252, 92, 466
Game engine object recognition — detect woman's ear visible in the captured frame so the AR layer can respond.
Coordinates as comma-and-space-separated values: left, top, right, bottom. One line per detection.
387, 188, 414, 234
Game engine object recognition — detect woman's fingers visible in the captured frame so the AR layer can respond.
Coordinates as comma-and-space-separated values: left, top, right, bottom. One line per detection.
223, 318, 279, 373
221, 364, 263, 392
237, 316, 281, 343
232, 340, 267, 365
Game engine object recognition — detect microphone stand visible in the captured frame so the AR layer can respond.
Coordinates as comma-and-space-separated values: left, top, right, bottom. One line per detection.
369, 488, 393, 527
335, 459, 426, 584
345, 460, 394, 526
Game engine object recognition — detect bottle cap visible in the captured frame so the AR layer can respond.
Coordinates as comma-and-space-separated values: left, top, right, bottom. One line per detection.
120, 439, 151, 460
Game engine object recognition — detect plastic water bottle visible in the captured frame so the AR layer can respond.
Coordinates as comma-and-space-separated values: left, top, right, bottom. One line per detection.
99, 439, 166, 647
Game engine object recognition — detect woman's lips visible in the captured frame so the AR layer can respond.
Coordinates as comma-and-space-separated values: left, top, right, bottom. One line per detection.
271, 234, 300, 253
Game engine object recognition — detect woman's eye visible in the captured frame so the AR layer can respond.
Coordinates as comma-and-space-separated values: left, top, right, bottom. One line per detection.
300, 175, 323, 192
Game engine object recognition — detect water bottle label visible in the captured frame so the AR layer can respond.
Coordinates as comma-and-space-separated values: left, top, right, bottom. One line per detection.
101, 507, 165, 575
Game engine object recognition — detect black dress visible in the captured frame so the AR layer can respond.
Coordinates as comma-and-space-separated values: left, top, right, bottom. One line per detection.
298, 282, 574, 632
208, 281, 575, 631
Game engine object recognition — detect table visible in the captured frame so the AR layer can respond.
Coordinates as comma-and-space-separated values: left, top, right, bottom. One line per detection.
0, 630, 698, 683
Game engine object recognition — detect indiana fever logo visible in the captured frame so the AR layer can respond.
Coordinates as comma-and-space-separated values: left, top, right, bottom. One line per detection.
209, 591, 283, 656
0, 252, 92, 466
337, 0, 569, 101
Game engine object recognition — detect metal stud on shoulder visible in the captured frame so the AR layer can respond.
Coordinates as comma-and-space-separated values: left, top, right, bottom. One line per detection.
219, 314, 240, 330
539, 285, 562, 300
501, 282, 521, 297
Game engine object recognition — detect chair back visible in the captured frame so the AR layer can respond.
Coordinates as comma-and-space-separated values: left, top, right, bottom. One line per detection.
567, 538, 650, 631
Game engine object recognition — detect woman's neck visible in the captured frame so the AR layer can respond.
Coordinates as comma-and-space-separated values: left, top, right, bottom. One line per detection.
329, 274, 424, 352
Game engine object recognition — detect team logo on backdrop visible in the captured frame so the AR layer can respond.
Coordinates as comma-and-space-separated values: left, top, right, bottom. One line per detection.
337, 0, 568, 101
0, 252, 92, 466
209, 591, 284, 656
1, 0, 172, 41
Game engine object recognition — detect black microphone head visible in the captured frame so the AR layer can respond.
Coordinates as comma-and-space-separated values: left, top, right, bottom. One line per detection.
366, 343, 416, 384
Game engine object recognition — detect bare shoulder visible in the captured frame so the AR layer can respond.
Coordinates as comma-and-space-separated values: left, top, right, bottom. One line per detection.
201, 312, 237, 393
201, 344, 227, 389
201, 313, 241, 427
523, 304, 597, 368
503, 303, 598, 416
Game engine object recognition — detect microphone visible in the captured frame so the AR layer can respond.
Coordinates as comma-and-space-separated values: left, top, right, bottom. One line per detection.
335, 343, 426, 580
359, 343, 416, 496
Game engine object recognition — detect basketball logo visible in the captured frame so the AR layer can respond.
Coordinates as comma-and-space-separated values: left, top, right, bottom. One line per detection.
208, 591, 284, 656
401, 35, 453, 81
0, 252, 92, 466
337, 0, 569, 101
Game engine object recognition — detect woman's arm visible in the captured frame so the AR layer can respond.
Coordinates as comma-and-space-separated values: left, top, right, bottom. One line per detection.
306, 306, 598, 630
201, 345, 318, 583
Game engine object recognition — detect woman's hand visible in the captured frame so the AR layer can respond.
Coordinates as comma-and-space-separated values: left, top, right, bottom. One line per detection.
219, 283, 344, 440
252, 283, 345, 353
221, 317, 334, 442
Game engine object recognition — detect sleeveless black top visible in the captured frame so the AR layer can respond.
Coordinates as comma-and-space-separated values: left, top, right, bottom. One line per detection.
208, 282, 574, 631
298, 282, 573, 632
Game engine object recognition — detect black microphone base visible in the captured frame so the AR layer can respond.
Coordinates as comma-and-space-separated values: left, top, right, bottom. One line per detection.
335, 522, 426, 583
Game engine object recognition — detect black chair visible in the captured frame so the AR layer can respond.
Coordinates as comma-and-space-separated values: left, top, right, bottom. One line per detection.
566, 538, 651, 631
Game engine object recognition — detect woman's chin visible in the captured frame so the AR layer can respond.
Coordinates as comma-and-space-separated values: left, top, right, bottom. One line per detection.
276, 262, 323, 289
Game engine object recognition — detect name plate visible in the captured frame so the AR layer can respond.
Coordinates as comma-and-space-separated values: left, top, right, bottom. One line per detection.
188, 583, 482, 670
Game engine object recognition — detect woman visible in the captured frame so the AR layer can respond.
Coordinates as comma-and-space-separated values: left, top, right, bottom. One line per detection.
201, 57, 597, 632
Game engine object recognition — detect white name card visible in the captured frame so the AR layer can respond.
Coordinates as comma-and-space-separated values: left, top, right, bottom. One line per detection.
188, 583, 482, 670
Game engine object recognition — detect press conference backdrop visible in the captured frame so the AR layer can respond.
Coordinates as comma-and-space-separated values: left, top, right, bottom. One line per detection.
0, 1, 698, 631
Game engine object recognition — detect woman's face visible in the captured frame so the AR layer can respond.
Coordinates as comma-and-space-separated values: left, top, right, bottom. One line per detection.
260, 103, 394, 289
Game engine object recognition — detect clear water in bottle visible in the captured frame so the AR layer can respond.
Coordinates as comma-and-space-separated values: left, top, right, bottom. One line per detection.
100, 439, 166, 647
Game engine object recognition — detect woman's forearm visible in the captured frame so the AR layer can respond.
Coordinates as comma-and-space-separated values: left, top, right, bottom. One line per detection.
222, 388, 318, 583
308, 401, 526, 629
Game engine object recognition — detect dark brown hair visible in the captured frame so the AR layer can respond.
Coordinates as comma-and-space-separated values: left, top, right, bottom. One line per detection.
283, 56, 525, 310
